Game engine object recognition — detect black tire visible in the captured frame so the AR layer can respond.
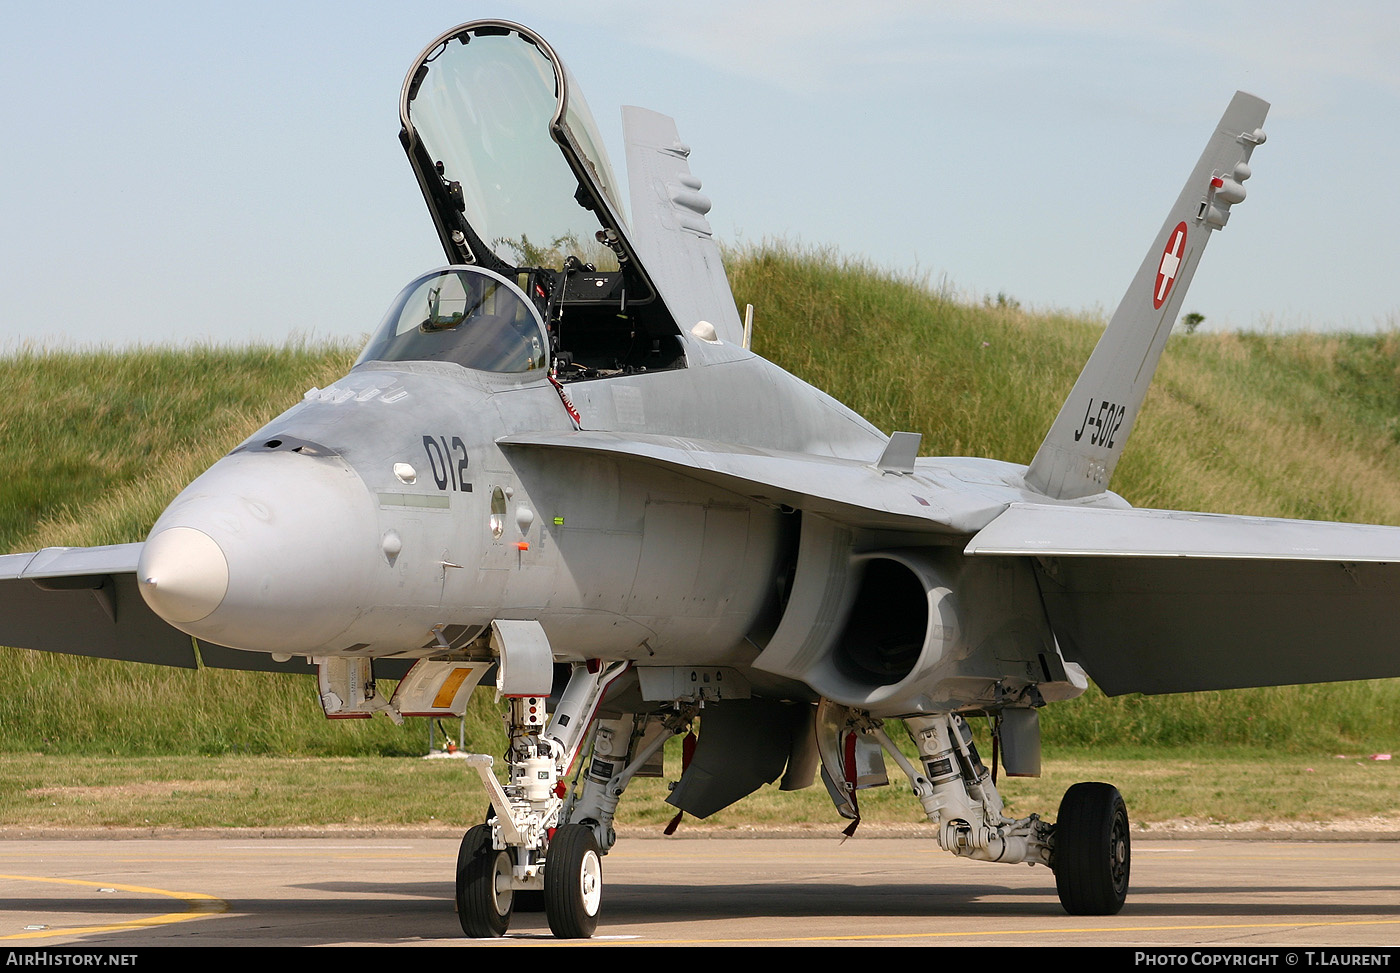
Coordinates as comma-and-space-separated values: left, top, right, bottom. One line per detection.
456, 824, 513, 937
1052, 781, 1130, 915
544, 824, 602, 938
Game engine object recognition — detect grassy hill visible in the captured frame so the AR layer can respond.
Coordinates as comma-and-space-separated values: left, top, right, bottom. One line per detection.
5, 245, 1400, 756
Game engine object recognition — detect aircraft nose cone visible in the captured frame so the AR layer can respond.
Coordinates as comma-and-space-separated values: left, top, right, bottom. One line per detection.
137, 526, 229, 623
140, 450, 379, 654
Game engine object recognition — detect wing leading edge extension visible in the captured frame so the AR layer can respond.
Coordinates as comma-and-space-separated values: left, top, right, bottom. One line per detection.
498, 430, 1010, 533
967, 503, 1400, 695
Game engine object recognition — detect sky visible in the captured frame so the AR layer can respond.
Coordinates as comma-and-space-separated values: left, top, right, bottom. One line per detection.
1, 1, 1397, 349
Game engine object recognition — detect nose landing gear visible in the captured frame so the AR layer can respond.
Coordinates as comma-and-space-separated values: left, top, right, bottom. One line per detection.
453, 653, 643, 939
457, 823, 514, 937
543, 824, 603, 939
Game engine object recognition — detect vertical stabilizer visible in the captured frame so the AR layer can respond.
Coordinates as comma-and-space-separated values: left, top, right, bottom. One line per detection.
1024, 92, 1268, 500
622, 107, 745, 344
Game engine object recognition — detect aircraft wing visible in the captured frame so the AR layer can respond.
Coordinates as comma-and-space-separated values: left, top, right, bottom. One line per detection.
499, 430, 1005, 533
0, 544, 317, 673
966, 503, 1400, 695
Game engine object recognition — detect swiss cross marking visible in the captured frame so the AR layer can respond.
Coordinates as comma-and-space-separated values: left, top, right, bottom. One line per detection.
1153, 221, 1188, 309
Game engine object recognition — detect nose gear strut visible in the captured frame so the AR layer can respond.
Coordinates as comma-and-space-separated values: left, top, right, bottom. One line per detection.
457, 654, 693, 939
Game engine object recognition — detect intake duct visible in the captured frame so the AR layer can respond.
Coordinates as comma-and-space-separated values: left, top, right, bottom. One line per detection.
833, 557, 935, 687
750, 515, 964, 713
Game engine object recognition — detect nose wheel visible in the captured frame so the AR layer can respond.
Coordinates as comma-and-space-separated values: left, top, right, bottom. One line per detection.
456, 824, 514, 937
544, 824, 603, 938
1052, 781, 1131, 915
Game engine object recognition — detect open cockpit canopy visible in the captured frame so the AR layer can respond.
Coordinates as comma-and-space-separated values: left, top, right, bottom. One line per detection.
398, 20, 684, 381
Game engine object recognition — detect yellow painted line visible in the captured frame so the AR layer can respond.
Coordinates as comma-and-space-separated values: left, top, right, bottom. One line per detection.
604, 917, 1400, 945
0, 874, 227, 940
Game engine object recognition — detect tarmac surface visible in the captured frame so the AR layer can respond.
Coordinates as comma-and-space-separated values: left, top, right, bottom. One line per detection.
1, 833, 1399, 947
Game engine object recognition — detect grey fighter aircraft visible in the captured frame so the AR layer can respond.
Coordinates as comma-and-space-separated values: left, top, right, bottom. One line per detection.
4, 18, 1400, 940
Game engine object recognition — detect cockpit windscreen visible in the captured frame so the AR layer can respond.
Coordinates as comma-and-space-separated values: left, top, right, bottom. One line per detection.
356, 268, 547, 373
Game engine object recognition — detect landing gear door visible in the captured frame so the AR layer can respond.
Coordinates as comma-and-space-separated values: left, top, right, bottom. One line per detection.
815, 699, 889, 819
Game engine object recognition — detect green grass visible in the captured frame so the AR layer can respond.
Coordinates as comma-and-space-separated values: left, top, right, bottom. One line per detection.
671, 746, 1400, 830
0, 754, 485, 829
732, 244, 1400, 525
5, 245, 1400, 760
1040, 680, 1400, 753
0, 342, 358, 552
731, 245, 1400, 755
2, 748, 1394, 831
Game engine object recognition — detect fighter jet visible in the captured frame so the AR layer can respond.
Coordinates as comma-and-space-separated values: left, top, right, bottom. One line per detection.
4, 18, 1400, 939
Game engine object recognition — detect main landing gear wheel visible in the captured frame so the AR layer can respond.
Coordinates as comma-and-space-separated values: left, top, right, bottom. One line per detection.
544, 824, 602, 938
457, 824, 514, 937
1052, 781, 1130, 915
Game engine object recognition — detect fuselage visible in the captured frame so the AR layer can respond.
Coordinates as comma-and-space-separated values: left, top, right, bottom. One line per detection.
131, 260, 1124, 722
137, 302, 890, 669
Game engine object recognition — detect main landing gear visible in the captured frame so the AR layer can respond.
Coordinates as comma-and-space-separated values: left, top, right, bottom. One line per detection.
836, 707, 1130, 915
1052, 781, 1130, 915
